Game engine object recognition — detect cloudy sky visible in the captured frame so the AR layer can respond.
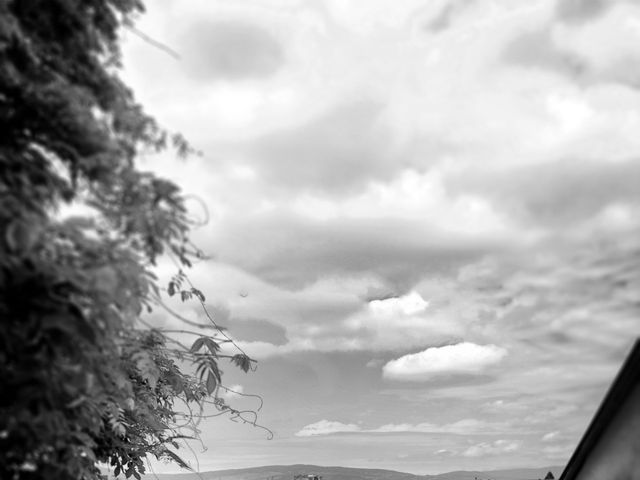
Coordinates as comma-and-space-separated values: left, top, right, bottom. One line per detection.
121, 0, 639, 475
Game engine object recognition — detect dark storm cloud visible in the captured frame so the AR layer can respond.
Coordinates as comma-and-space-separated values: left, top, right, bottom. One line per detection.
448, 158, 640, 227
250, 101, 400, 195
227, 317, 288, 345
181, 20, 284, 80
214, 212, 499, 291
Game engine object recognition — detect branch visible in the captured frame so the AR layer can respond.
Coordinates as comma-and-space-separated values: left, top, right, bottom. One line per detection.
124, 23, 181, 60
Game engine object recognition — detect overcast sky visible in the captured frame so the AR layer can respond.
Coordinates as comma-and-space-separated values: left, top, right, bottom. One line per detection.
121, 0, 639, 475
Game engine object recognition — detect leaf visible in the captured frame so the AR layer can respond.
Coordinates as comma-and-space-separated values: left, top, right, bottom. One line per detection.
92, 266, 119, 295
203, 337, 220, 355
231, 354, 253, 373
189, 337, 205, 353
132, 351, 160, 389
146, 416, 168, 431
206, 371, 217, 394
167, 372, 184, 394
168, 281, 176, 296
191, 288, 205, 302
162, 449, 193, 471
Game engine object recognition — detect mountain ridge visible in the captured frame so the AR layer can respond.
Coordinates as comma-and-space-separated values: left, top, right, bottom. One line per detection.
139, 463, 564, 480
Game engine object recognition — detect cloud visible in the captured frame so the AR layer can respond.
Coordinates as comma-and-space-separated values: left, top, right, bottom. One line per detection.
542, 431, 561, 442
448, 158, 640, 228
181, 20, 284, 80
503, 10, 640, 90
368, 291, 429, 316
214, 212, 500, 291
295, 418, 509, 437
502, 29, 585, 78
555, 0, 610, 24
295, 420, 361, 437
462, 439, 519, 457
342, 291, 464, 352
250, 101, 397, 195
424, 0, 477, 32
383, 342, 508, 380
372, 419, 507, 435
227, 317, 288, 345
554, 0, 634, 24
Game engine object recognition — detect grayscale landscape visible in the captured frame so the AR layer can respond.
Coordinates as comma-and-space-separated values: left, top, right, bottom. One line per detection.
2, 0, 638, 479
141, 465, 565, 480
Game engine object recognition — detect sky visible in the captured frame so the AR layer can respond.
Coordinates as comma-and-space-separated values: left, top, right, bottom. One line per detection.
120, 0, 640, 475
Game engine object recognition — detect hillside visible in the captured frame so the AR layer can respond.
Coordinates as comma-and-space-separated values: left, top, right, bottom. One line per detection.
140, 464, 564, 480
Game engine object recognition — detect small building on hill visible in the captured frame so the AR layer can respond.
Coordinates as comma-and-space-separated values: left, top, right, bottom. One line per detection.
294, 474, 322, 480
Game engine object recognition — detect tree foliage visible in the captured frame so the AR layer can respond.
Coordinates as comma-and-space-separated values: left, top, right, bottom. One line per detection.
0, 1, 264, 479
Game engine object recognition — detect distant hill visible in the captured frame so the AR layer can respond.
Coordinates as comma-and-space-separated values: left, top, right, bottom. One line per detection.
430, 466, 564, 480
139, 463, 564, 480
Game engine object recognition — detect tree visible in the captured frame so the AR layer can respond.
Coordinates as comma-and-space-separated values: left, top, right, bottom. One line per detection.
0, 1, 264, 479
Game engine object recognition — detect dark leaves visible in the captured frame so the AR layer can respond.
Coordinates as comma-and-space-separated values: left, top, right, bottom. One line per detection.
159, 448, 192, 471
189, 337, 204, 353
190, 336, 220, 355
195, 354, 221, 395
191, 288, 205, 302
231, 354, 254, 373
206, 371, 217, 395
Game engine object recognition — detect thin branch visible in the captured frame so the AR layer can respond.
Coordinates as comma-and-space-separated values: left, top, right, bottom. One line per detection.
124, 23, 181, 60
151, 294, 214, 329
167, 253, 250, 358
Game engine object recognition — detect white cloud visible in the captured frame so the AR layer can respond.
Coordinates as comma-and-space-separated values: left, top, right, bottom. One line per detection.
295, 418, 509, 437
463, 439, 520, 457
369, 291, 429, 316
383, 342, 508, 380
434, 448, 454, 456
372, 419, 506, 435
542, 431, 560, 442
295, 420, 361, 437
